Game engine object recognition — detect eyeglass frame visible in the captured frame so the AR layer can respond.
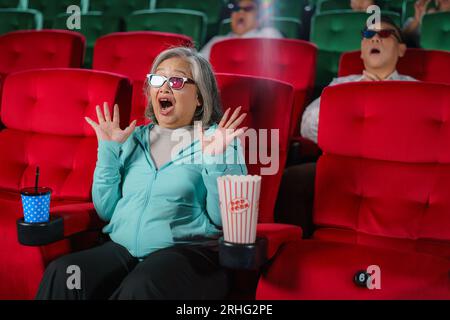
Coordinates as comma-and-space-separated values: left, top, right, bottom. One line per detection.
361, 28, 403, 43
146, 74, 196, 90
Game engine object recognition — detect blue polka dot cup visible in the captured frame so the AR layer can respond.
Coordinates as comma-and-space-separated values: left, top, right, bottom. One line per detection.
20, 187, 52, 224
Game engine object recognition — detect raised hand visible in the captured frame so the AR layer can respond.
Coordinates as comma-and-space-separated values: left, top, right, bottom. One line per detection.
414, 0, 431, 22
85, 102, 137, 143
198, 106, 247, 156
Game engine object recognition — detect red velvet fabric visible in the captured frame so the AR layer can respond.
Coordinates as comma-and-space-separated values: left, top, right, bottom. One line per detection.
257, 240, 450, 299
0, 30, 85, 75
210, 38, 317, 138
92, 31, 193, 125
0, 69, 132, 299
256, 223, 302, 259
216, 73, 294, 223
257, 82, 450, 299
339, 49, 450, 84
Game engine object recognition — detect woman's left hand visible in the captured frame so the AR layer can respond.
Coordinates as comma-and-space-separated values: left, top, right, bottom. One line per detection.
198, 106, 247, 156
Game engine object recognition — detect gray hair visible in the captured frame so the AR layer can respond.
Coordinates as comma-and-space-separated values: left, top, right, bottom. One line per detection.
144, 47, 223, 127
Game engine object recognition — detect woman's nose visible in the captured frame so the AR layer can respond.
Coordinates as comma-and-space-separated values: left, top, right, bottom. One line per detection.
158, 81, 171, 93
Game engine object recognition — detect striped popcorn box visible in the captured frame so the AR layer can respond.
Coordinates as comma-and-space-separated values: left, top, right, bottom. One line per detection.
217, 175, 261, 244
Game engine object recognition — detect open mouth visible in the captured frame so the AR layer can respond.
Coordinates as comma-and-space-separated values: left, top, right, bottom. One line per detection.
370, 48, 381, 55
158, 97, 175, 116
237, 17, 245, 26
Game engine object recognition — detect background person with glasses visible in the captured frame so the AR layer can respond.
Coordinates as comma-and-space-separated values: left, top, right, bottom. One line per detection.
200, 0, 282, 60
36, 47, 248, 300
300, 16, 416, 144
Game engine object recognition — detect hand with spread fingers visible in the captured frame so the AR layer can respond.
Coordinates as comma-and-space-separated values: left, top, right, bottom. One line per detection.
198, 106, 247, 156
85, 102, 137, 143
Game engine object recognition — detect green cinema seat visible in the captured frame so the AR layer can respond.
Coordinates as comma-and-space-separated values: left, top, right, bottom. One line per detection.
155, 0, 225, 40
272, 0, 305, 19
27, 0, 87, 28
53, 12, 120, 67
88, 0, 150, 17
219, 16, 302, 39
0, 8, 42, 34
420, 12, 450, 51
316, 0, 350, 13
125, 9, 207, 47
0, 0, 23, 8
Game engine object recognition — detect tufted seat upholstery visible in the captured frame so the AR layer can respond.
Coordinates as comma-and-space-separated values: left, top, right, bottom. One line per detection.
257, 82, 450, 299
339, 49, 450, 84
0, 30, 85, 75
0, 68, 132, 299
125, 9, 207, 47
210, 38, 318, 159
93, 31, 193, 125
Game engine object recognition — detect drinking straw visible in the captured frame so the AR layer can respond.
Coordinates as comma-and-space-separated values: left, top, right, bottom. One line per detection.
35, 166, 40, 192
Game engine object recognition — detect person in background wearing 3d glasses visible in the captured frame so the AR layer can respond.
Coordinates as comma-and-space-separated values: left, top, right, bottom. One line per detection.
300, 16, 417, 144
200, 0, 282, 60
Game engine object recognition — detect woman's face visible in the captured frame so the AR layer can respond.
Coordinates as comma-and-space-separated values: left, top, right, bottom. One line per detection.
150, 57, 201, 129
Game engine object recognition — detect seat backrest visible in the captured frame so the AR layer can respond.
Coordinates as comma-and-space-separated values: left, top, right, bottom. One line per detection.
88, 0, 150, 17
125, 9, 207, 48
0, 30, 85, 74
26, 0, 85, 27
53, 12, 121, 68
316, 81, 450, 242
420, 12, 450, 51
316, 0, 350, 13
216, 73, 294, 223
311, 10, 401, 52
0, 68, 132, 200
210, 38, 316, 136
0, 0, 22, 8
339, 49, 450, 85
93, 31, 193, 125
272, 0, 305, 19
155, 0, 224, 26
0, 8, 42, 34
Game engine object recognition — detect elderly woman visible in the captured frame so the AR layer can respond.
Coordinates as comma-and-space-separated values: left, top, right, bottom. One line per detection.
36, 47, 248, 300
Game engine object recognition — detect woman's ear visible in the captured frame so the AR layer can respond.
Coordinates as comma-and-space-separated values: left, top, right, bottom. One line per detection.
196, 94, 203, 107
398, 42, 407, 57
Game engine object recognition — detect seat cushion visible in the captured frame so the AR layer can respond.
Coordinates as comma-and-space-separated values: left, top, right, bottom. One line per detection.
257, 239, 450, 299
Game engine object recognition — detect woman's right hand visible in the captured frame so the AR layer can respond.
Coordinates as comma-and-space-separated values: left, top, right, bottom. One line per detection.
85, 102, 137, 143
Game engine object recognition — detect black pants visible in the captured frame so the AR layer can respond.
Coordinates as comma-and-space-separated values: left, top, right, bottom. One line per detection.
35, 241, 230, 300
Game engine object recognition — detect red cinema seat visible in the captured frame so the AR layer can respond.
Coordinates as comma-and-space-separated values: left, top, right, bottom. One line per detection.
210, 38, 318, 158
216, 73, 302, 299
0, 68, 132, 299
92, 31, 193, 125
339, 49, 450, 84
257, 82, 450, 299
0, 30, 85, 75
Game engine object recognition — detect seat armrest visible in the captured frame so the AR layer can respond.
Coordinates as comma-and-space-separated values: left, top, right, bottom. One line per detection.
50, 202, 105, 237
256, 223, 302, 259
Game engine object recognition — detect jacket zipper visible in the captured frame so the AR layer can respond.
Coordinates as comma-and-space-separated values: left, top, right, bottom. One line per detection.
135, 170, 157, 257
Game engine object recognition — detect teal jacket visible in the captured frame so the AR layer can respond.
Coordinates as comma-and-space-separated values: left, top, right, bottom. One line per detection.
92, 123, 247, 258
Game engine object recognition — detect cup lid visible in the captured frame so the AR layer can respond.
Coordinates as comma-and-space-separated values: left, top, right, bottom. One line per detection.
20, 187, 52, 196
